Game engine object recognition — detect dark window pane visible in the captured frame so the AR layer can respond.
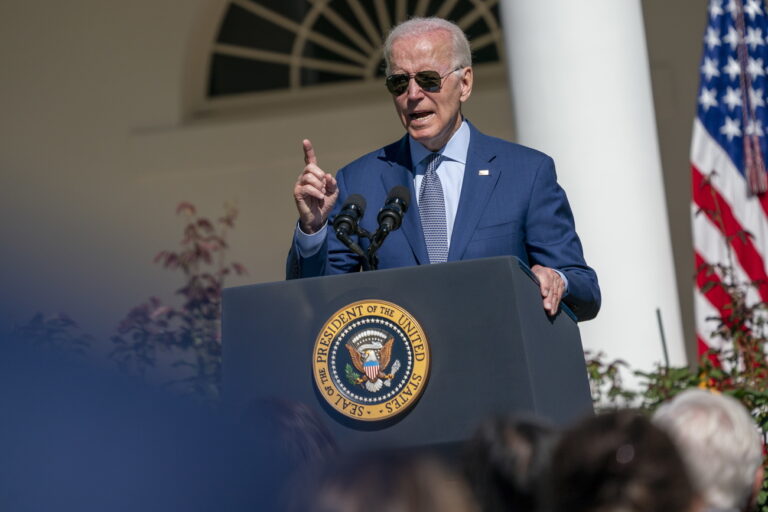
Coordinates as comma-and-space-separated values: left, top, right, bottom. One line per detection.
300, 69, 359, 87
217, 4, 294, 53
446, 1, 473, 22
473, 40, 499, 64
315, 2, 376, 51
243, 0, 306, 23
302, 40, 364, 68
208, 54, 289, 95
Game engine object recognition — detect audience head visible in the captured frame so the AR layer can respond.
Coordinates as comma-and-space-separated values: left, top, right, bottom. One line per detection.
548, 410, 697, 512
242, 398, 338, 464
463, 415, 558, 512
653, 389, 764, 512
290, 451, 478, 512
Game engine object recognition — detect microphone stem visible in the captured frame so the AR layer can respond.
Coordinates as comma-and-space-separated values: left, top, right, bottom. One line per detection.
336, 231, 367, 260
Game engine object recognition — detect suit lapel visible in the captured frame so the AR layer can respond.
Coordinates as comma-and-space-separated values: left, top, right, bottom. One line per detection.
448, 126, 500, 261
379, 137, 430, 265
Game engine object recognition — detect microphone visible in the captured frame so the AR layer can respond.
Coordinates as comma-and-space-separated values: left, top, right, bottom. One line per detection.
333, 194, 366, 238
376, 186, 410, 235
332, 194, 367, 259
369, 186, 410, 259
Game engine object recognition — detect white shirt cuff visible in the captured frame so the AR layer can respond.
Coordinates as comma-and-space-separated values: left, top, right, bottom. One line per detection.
554, 269, 569, 295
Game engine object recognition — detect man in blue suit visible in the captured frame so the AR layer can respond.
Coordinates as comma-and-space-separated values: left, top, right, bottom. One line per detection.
287, 17, 600, 321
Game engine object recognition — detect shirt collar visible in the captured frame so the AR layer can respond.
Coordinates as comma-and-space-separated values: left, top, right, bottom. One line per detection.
409, 119, 470, 171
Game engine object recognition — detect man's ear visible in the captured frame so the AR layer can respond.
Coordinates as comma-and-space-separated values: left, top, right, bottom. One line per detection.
459, 67, 473, 103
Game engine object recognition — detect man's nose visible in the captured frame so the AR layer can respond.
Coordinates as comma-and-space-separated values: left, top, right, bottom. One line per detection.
406, 77, 424, 100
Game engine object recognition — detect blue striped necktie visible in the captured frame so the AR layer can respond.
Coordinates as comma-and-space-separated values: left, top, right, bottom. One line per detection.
419, 153, 448, 263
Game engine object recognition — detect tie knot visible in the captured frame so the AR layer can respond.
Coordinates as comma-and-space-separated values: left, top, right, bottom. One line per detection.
422, 152, 441, 174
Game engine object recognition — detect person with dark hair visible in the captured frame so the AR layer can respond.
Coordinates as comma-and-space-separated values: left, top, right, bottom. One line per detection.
463, 415, 558, 512
289, 451, 479, 512
241, 398, 338, 465
239, 398, 341, 510
547, 410, 700, 512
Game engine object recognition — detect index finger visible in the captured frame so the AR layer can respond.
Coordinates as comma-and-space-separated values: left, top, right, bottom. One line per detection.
303, 139, 317, 166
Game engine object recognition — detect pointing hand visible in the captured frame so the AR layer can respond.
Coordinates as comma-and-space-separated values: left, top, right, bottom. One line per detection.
293, 139, 339, 233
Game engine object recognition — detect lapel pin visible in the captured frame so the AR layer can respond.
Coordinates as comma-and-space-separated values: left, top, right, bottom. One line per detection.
478, 169, 490, 176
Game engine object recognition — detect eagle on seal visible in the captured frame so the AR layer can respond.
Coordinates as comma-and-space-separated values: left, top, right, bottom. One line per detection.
346, 337, 396, 392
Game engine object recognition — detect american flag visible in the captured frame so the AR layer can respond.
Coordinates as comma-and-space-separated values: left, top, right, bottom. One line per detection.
693, 0, 768, 356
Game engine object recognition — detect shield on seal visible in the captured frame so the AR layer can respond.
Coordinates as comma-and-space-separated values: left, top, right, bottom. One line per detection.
364, 360, 379, 381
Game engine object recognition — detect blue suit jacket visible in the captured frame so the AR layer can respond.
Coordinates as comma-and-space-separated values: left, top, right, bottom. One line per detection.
287, 123, 600, 321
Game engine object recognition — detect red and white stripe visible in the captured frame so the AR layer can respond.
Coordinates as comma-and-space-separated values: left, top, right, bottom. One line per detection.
691, 119, 768, 357
364, 364, 379, 381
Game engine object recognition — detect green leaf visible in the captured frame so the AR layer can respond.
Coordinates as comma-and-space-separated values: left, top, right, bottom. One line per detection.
345, 364, 361, 386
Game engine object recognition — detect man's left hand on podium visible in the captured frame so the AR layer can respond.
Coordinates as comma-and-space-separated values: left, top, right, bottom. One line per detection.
531, 264, 565, 316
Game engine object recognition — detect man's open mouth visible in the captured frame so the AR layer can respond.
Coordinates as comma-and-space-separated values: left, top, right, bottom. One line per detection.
409, 111, 434, 120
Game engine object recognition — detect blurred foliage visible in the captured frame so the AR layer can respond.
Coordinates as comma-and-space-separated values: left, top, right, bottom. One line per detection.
108, 202, 246, 399
584, 351, 636, 409
8, 202, 245, 402
9, 313, 92, 357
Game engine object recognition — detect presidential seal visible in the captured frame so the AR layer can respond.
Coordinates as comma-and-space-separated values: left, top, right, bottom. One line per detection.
312, 300, 430, 421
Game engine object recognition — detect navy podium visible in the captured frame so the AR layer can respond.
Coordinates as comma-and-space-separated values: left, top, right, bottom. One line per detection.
222, 256, 592, 450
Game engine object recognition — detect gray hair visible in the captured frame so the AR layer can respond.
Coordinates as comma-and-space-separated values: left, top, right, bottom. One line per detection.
652, 389, 763, 510
383, 17, 472, 75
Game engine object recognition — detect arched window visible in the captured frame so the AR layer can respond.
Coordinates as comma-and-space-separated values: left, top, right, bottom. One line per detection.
208, 0, 503, 97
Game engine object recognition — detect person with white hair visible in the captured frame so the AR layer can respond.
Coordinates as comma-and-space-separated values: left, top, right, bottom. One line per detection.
652, 389, 764, 512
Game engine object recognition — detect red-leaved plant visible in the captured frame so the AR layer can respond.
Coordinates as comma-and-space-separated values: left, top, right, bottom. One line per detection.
110, 202, 246, 399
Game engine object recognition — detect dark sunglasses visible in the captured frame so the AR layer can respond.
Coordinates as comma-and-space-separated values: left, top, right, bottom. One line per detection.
385, 67, 462, 96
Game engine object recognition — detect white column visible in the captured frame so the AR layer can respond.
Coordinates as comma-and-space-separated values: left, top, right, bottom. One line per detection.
499, 1, 687, 374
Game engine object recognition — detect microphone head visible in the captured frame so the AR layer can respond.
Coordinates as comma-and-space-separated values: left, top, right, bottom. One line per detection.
376, 186, 410, 232
344, 194, 367, 216
387, 186, 410, 212
333, 193, 366, 235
